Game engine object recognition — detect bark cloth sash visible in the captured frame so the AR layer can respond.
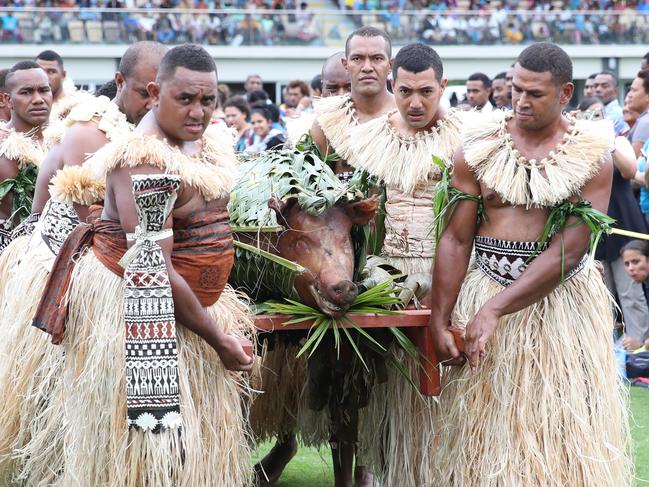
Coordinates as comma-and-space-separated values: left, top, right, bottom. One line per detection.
33, 203, 234, 346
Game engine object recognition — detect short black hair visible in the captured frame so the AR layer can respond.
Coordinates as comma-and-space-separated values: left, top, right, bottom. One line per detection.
637, 69, 649, 95
517, 42, 572, 85
118, 41, 167, 80
6, 61, 45, 90
597, 70, 619, 86
345, 26, 391, 57
247, 89, 269, 105
643, 52, 649, 63
392, 43, 443, 82
577, 97, 601, 111
0, 69, 9, 91
467, 72, 491, 88
251, 105, 273, 122
587, 73, 598, 80
494, 71, 506, 81
94, 79, 117, 99
224, 96, 250, 117
321, 51, 345, 79
157, 44, 216, 82
310, 74, 322, 91
36, 49, 63, 69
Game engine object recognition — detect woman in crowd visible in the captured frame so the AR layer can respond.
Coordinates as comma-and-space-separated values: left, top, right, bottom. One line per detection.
245, 105, 286, 154
621, 240, 649, 350
224, 96, 255, 152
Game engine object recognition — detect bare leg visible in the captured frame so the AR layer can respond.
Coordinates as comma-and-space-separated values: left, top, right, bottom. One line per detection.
354, 465, 374, 487
331, 441, 355, 487
254, 433, 298, 485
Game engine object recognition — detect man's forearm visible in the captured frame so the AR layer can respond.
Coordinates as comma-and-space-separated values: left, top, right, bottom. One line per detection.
429, 234, 473, 330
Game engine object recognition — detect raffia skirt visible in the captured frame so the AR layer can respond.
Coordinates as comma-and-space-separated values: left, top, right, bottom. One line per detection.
0, 235, 29, 306
13, 250, 256, 487
434, 263, 633, 486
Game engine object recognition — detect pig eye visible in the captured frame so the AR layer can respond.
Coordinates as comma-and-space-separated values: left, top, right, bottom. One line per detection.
295, 239, 310, 253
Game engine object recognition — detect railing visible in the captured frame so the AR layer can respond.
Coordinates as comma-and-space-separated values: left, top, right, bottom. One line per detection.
0, 7, 647, 46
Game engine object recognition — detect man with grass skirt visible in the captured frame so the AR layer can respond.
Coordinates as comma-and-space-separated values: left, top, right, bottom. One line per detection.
343, 42, 464, 486
430, 42, 632, 486
0, 42, 167, 485
25, 44, 255, 486
0, 61, 51, 255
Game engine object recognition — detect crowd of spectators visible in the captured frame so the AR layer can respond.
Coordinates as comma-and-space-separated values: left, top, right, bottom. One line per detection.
2, 0, 649, 44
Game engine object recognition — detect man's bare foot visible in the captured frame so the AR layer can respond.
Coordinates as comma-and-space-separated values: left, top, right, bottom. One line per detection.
254, 435, 298, 485
354, 465, 374, 487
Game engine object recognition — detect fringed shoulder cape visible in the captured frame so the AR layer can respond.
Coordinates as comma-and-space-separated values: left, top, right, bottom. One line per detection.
462, 109, 614, 208
349, 108, 464, 274
313, 94, 358, 161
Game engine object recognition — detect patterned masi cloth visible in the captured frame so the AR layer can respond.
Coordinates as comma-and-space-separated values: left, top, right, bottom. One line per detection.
121, 174, 182, 433
474, 235, 585, 286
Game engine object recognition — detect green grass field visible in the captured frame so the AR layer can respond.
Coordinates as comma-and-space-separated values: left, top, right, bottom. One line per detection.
254, 386, 649, 486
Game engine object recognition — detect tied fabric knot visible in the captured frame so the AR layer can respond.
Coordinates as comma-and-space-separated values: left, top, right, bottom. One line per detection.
118, 226, 173, 269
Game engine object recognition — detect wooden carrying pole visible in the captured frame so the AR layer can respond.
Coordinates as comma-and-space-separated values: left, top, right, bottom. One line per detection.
255, 310, 464, 396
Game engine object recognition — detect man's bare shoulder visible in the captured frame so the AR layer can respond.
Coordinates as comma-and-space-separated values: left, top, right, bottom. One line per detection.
59, 120, 108, 151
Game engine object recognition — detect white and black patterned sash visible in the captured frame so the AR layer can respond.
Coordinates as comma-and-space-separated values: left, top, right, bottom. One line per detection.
0, 218, 13, 253
474, 235, 585, 287
39, 200, 80, 256
121, 174, 182, 433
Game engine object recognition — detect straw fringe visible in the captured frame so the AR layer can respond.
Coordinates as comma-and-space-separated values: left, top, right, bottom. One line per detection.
19, 251, 255, 486
0, 235, 28, 304
0, 255, 62, 487
358, 349, 439, 487
250, 340, 308, 442
49, 90, 83, 122
349, 110, 463, 193
48, 165, 106, 206
0, 129, 45, 169
463, 111, 614, 208
435, 264, 633, 486
94, 131, 237, 201
313, 94, 357, 160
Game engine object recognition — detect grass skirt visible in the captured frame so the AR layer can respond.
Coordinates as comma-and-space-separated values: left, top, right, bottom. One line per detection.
250, 340, 308, 442
0, 235, 28, 306
18, 250, 255, 487
435, 264, 633, 486
0, 251, 62, 486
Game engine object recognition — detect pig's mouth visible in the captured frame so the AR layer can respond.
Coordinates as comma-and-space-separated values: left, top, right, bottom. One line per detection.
308, 284, 349, 318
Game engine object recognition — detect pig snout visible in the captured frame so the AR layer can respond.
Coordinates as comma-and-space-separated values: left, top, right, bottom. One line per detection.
325, 280, 358, 307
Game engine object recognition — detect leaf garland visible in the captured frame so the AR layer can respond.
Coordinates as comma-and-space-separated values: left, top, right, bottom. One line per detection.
0, 163, 38, 222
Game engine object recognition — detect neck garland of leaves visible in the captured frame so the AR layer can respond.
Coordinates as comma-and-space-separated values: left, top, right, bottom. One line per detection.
0, 163, 38, 223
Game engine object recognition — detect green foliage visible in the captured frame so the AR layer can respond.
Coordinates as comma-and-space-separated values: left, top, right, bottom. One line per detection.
530, 199, 616, 280
0, 163, 38, 222
263, 278, 424, 395
431, 157, 485, 242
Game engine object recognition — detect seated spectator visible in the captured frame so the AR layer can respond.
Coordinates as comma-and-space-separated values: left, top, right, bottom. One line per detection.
225, 96, 255, 152
245, 105, 286, 153
621, 240, 649, 350
281, 79, 310, 118
1, 12, 20, 42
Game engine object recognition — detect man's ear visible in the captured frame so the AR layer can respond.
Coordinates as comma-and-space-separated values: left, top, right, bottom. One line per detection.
341, 56, 348, 72
114, 71, 125, 91
0, 93, 8, 109
147, 81, 160, 104
440, 78, 448, 91
560, 82, 575, 106
62, 69, 67, 80
345, 195, 379, 225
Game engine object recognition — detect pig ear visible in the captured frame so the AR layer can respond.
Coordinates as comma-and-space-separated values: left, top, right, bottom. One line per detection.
268, 195, 299, 222
345, 195, 379, 225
